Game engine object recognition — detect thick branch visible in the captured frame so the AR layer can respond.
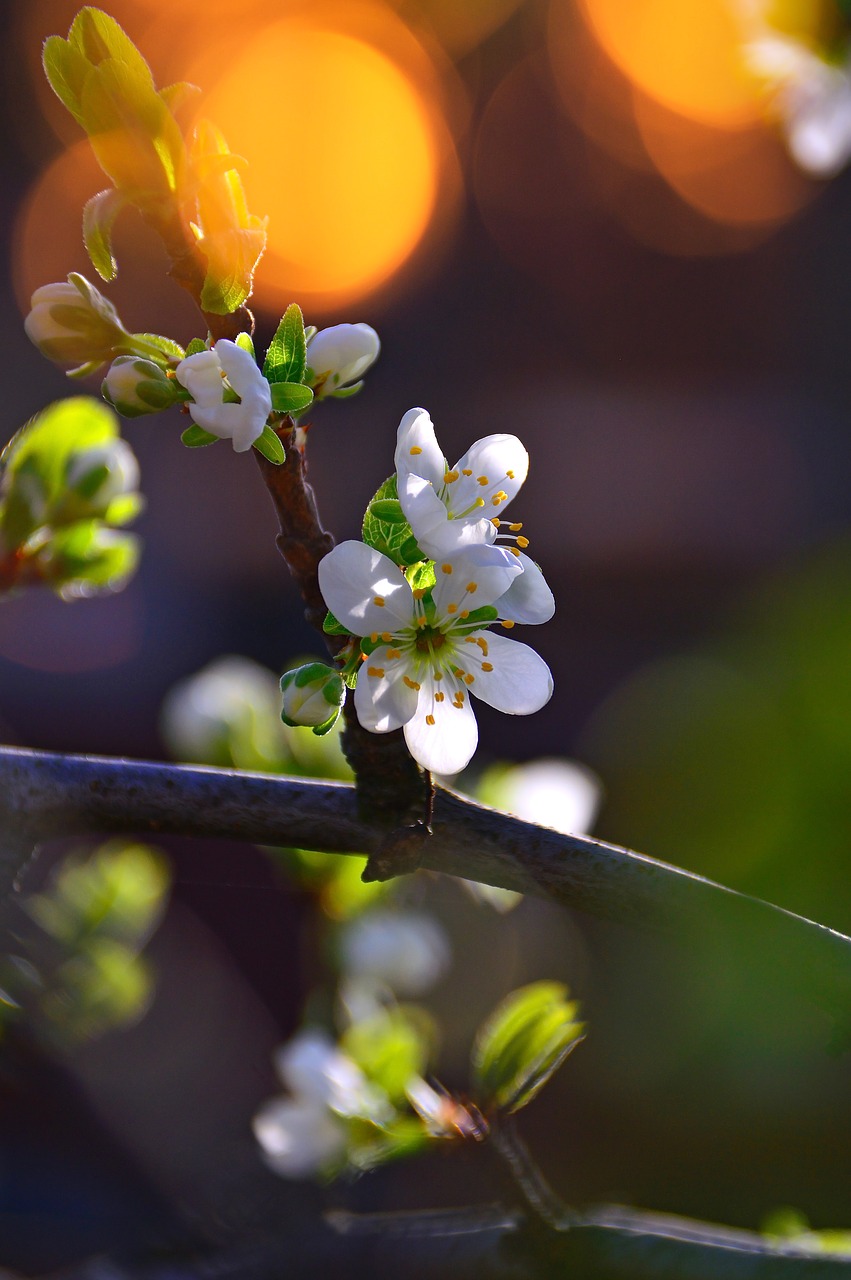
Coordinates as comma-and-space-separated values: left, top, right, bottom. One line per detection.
2, 746, 851, 1019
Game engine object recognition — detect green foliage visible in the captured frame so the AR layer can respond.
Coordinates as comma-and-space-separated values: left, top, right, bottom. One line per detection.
181, 423, 219, 448
269, 382, 314, 415
264, 303, 307, 385
471, 981, 584, 1115
342, 1005, 435, 1106
323, 610, 352, 636
184, 337, 208, 358
362, 475, 424, 566
0, 398, 142, 598
253, 425, 285, 465
82, 187, 125, 281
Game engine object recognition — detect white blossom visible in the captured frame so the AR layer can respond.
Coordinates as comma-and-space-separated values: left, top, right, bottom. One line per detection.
175, 340, 272, 452
339, 910, 450, 997
318, 540, 553, 774
394, 409, 554, 625
305, 323, 380, 397
498, 758, 601, 836
253, 1095, 347, 1178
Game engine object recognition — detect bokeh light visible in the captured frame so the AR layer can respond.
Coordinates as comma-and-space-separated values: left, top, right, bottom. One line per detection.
184, 6, 459, 315
572, 0, 763, 128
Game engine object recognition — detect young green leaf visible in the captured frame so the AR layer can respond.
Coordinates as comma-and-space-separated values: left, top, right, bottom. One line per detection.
264, 303, 307, 385
343, 1006, 435, 1106
82, 188, 125, 282
234, 332, 256, 360
362, 475, 424, 567
471, 982, 585, 1115
252, 425, 285, 465
269, 382, 314, 414
323, 611, 352, 636
183, 337, 208, 358
180, 424, 219, 448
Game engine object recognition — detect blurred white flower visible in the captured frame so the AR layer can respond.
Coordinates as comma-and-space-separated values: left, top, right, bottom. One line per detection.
253, 1095, 347, 1178
500, 758, 602, 836
65, 439, 140, 514
744, 32, 851, 176
339, 909, 451, 997
159, 655, 281, 763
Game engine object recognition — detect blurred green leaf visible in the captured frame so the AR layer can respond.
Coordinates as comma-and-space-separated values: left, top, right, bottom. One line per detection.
343, 1006, 435, 1105
472, 981, 584, 1115
82, 188, 125, 282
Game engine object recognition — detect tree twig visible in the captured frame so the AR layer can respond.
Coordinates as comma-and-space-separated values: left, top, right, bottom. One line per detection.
2, 746, 851, 1020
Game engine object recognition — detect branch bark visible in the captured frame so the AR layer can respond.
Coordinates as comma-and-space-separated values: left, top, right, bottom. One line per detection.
2, 746, 851, 1020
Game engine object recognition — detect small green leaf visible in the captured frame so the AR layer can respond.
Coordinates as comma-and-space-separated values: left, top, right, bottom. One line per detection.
184, 337, 208, 358
252, 425, 285, 464
82, 188, 125, 282
362, 475, 424, 567
264, 303, 306, 385
181, 424, 219, 448
269, 382, 314, 414
323, 611, 352, 636
132, 333, 185, 364
368, 499, 406, 524
406, 561, 436, 593
235, 332, 255, 359
471, 982, 585, 1115
330, 380, 364, 400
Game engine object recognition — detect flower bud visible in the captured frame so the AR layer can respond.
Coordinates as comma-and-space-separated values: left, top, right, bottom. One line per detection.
280, 662, 345, 734
24, 277, 129, 373
339, 910, 451, 997
305, 324, 380, 398
62, 439, 140, 520
102, 356, 181, 418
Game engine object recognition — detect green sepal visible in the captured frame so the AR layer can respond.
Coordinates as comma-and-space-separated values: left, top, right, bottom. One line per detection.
235, 331, 255, 359
131, 333, 185, 365
82, 188, 125, 282
264, 302, 306, 385
269, 382, 313, 414
362, 475, 424, 566
252, 425, 285, 464
181, 424, 219, 448
67, 359, 104, 380
471, 982, 585, 1116
311, 707, 342, 737
323, 610, 352, 636
329, 380, 364, 400
184, 337, 208, 358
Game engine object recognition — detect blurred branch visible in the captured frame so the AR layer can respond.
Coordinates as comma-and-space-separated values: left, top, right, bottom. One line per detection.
3, 746, 851, 1020
38, 1202, 851, 1279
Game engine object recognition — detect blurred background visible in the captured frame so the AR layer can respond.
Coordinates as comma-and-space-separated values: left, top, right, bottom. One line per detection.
2, 0, 851, 1274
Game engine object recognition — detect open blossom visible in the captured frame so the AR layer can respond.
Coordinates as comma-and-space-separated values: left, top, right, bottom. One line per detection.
318, 540, 553, 774
175, 340, 272, 452
394, 408, 554, 624
306, 323, 380, 397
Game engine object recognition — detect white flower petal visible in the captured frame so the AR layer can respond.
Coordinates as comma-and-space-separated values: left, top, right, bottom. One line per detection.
454, 434, 528, 507
175, 348, 224, 407
318, 541, 413, 635
394, 407, 445, 490
253, 1096, 346, 1178
431, 544, 521, 617
400, 474, 496, 559
306, 323, 380, 389
494, 553, 555, 625
404, 675, 479, 774
354, 646, 419, 732
467, 632, 553, 715
506, 759, 601, 835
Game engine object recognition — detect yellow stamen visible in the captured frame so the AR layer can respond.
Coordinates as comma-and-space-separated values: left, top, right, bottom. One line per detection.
516, 536, 529, 548
444, 470, 459, 483
434, 672, 443, 681
441, 563, 452, 574
460, 609, 469, 619
466, 582, 478, 593
387, 648, 402, 660
462, 468, 473, 476
509, 522, 523, 532
370, 632, 378, 643
417, 616, 428, 627
413, 587, 426, 600
501, 619, 515, 628
477, 475, 489, 486
447, 603, 458, 614
410, 445, 422, 455
373, 596, 385, 607
474, 498, 485, 509
381, 632, 392, 642
491, 518, 501, 528
426, 714, 436, 726
510, 547, 521, 557
506, 469, 515, 479
435, 692, 445, 702
464, 673, 475, 685
403, 675, 421, 690
492, 491, 508, 506
482, 661, 493, 672
368, 667, 385, 678
476, 638, 488, 655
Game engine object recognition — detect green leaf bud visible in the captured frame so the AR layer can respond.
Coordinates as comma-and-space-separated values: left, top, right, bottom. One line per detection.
281, 662, 345, 735
102, 356, 181, 417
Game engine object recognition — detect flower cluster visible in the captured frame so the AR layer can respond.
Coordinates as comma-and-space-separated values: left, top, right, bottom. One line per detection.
316, 410, 554, 774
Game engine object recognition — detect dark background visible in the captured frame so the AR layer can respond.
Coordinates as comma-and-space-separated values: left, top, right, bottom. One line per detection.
1, 0, 851, 1273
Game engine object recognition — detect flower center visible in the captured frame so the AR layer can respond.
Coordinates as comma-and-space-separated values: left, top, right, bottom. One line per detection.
415, 626, 446, 653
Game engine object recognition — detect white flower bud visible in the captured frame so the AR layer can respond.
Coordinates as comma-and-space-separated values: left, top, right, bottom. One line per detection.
159, 656, 281, 764
253, 1095, 347, 1179
340, 910, 451, 997
24, 277, 127, 371
280, 663, 344, 733
64, 439, 140, 517
102, 356, 180, 418
305, 323, 380, 398
174, 340, 272, 452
